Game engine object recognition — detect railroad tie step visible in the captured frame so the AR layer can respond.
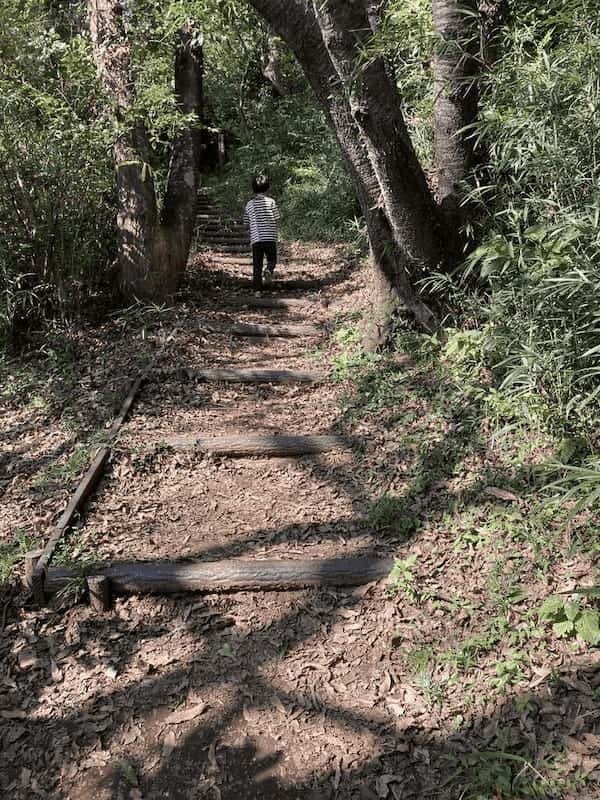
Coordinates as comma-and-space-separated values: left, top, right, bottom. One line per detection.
44, 556, 394, 597
226, 295, 315, 309
197, 319, 324, 338
153, 433, 350, 457
153, 367, 326, 384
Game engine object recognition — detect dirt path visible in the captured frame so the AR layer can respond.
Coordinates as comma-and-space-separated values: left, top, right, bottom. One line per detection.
3, 223, 415, 800
2, 201, 600, 800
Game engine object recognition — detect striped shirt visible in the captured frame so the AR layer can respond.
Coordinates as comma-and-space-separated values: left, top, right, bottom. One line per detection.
243, 194, 280, 245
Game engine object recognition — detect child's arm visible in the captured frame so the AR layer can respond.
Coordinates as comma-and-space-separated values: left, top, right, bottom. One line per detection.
243, 202, 249, 225
272, 200, 280, 222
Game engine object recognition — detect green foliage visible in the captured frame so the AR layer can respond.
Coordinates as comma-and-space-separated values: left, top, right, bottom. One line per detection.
0, 0, 115, 343
0, 529, 35, 583
538, 594, 600, 645
458, 4, 600, 433
543, 456, 600, 519
369, 494, 419, 539
387, 553, 419, 602
204, 90, 356, 242
457, 740, 585, 800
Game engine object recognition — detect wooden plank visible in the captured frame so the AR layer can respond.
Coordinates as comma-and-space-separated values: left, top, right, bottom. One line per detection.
31, 323, 184, 602
31, 446, 111, 602
226, 296, 314, 309
198, 319, 323, 338
44, 557, 393, 595
154, 367, 325, 384
155, 433, 349, 457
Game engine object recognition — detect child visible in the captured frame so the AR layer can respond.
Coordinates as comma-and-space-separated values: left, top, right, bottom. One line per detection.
243, 174, 280, 292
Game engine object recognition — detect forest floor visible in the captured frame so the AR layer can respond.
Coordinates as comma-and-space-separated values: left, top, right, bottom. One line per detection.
1, 235, 600, 800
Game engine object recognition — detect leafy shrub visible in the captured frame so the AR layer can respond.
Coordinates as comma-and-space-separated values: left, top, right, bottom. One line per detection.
0, 0, 115, 344
460, 3, 600, 432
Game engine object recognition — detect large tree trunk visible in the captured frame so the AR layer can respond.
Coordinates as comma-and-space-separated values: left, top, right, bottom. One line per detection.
432, 0, 479, 252
248, 0, 441, 341
156, 24, 204, 291
313, 0, 445, 284
89, 0, 159, 299
88, 1, 203, 300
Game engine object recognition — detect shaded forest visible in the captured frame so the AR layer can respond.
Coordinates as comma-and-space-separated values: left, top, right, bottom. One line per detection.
1, 1, 600, 798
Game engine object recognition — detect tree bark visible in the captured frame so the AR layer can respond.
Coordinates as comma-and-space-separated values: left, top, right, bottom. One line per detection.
88, 0, 159, 299
45, 557, 393, 596
88, 1, 202, 300
432, 0, 479, 250
156, 23, 204, 291
313, 0, 445, 281
247, 0, 441, 340
262, 33, 291, 96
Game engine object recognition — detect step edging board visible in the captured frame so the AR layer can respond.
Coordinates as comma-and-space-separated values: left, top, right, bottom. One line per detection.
152, 432, 350, 457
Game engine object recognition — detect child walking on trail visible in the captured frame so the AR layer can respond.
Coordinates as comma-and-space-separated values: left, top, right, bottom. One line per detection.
243, 174, 280, 292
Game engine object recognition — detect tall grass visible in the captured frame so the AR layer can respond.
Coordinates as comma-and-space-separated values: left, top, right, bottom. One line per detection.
456, 4, 600, 434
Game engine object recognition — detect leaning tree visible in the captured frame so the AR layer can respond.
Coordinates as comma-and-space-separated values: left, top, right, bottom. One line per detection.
248, 0, 447, 345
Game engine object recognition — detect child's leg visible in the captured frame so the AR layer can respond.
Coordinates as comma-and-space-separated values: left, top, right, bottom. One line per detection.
252, 243, 264, 290
264, 241, 277, 275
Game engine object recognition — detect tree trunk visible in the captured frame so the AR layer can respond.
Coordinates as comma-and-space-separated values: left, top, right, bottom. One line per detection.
313, 0, 445, 282
432, 0, 479, 251
156, 24, 204, 291
88, 0, 159, 299
262, 33, 291, 96
88, 1, 203, 300
247, 0, 440, 340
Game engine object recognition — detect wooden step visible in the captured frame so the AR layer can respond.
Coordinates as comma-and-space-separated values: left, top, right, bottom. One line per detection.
197, 319, 324, 338
154, 367, 325, 384
45, 556, 393, 596
206, 245, 251, 254
226, 295, 315, 309
202, 239, 250, 247
155, 433, 349, 457
201, 232, 249, 241
199, 228, 248, 237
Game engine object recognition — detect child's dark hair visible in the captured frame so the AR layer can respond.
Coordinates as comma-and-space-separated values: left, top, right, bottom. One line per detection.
252, 174, 270, 193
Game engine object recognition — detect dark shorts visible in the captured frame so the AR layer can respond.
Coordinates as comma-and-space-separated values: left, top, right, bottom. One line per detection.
252, 241, 277, 289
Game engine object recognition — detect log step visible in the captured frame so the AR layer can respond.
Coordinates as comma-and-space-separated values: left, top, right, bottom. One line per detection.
155, 433, 349, 457
202, 244, 251, 253
155, 367, 325, 384
198, 319, 324, 338
44, 556, 393, 596
226, 295, 314, 309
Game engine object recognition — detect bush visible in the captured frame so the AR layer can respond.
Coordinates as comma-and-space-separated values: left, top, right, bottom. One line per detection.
0, 1, 115, 346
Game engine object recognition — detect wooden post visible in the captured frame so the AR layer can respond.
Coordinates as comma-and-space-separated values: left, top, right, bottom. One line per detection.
88, 575, 111, 613
24, 550, 45, 604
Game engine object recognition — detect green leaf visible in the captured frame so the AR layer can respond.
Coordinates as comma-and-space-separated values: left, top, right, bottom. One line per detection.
575, 610, 600, 645
119, 761, 138, 787
573, 586, 600, 599
553, 619, 575, 637
563, 600, 580, 622
538, 595, 564, 621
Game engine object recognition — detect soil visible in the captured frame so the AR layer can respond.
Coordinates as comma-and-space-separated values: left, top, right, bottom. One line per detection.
2, 232, 600, 800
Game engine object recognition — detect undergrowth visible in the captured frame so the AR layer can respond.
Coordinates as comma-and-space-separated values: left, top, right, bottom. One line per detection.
334, 310, 599, 798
